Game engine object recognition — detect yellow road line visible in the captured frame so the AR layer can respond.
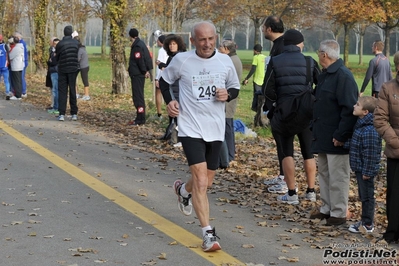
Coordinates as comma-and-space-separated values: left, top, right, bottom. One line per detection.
0, 120, 244, 266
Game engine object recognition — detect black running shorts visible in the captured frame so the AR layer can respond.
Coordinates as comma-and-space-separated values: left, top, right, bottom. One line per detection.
180, 137, 222, 170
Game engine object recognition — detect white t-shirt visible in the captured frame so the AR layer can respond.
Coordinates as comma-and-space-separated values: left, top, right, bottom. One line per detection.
156, 47, 168, 80
161, 50, 240, 142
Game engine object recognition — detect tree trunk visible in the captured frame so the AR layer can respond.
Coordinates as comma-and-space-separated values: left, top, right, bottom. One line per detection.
385, 27, 391, 58
252, 17, 262, 45
358, 34, 363, 65
101, 17, 108, 59
108, 0, 129, 95
32, 0, 49, 73
343, 23, 350, 67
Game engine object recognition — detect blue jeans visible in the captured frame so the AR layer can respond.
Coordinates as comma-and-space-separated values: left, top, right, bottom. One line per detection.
22, 66, 27, 94
0, 68, 10, 94
355, 171, 375, 225
51, 73, 59, 110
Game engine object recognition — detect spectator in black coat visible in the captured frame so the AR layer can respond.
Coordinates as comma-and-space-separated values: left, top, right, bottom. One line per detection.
55, 25, 79, 121
127, 28, 153, 125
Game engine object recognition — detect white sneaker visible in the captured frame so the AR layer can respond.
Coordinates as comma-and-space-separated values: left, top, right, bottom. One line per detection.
306, 191, 316, 202
71, 115, 78, 121
21, 93, 27, 98
81, 95, 90, 101
173, 142, 182, 147
201, 228, 221, 252
173, 180, 192, 216
264, 175, 285, 185
277, 193, 299, 205
9, 96, 21, 100
58, 115, 65, 121
268, 182, 288, 194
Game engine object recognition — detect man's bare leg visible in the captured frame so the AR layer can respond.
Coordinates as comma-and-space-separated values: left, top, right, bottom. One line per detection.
184, 162, 220, 251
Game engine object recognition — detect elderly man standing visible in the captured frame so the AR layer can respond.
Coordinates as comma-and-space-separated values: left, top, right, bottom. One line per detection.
159, 21, 240, 252
310, 40, 358, 226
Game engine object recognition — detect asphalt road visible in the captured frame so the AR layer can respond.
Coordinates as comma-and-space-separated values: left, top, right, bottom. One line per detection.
1, 98, 398, 266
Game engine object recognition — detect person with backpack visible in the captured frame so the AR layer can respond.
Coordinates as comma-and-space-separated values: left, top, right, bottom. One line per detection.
263, 29, 321, 205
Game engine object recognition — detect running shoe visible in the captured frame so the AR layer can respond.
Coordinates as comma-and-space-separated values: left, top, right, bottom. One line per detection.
202, 227, 221, 252
305, 191, 317, 202
267, 182, 288, 194
348, 221, 374, 234
173, 180, 192, 216
277, 193, 299, 205
263, 175, 285, 185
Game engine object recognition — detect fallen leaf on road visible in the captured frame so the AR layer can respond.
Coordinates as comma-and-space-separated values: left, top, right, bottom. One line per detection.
157, 253, 167, 260
141, 259, 157, 265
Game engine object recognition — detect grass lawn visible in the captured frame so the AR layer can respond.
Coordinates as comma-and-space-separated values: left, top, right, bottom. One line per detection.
48, 47, 391, 137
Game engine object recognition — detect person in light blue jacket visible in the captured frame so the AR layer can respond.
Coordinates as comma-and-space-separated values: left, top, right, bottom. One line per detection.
0, 34, 11, 99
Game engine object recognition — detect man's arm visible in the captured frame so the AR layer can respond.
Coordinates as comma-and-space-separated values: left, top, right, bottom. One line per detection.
159, 77, 173, 104
243, 65, 256, 84
226, 88, 239, 102
360, 59, 375, 93
262, 61, 276, 103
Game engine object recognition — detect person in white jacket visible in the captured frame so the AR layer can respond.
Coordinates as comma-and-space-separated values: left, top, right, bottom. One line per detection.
8, 36, 24, 100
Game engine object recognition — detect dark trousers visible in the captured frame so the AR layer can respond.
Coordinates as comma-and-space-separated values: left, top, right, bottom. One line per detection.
225, 118, 235, 161
251, 83, 262, 111
355, 172, 375, 225
10, 71, 22, 98
58, 71, 78, 116
130, 75, 145, 123
384, 158, 399, 241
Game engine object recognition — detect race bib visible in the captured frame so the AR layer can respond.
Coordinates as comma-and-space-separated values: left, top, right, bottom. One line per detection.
192, 74, 222, 101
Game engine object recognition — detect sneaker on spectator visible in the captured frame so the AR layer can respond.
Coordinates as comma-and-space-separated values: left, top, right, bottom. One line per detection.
9, 96, 21, 100
48, 109, 59, 114
202, 227, 221, 252
305, 191, 316, 202
71, 115, 78, 121
21, 93, 27, 98
268, 182, 288, 194
264, 175, 285, 185
173, 180, 192, 216
5, 92, 13, 100
81, 95, 90, 101
348, 221, 374, 234
58, 115, 65, 121
277, 193, 299, 205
